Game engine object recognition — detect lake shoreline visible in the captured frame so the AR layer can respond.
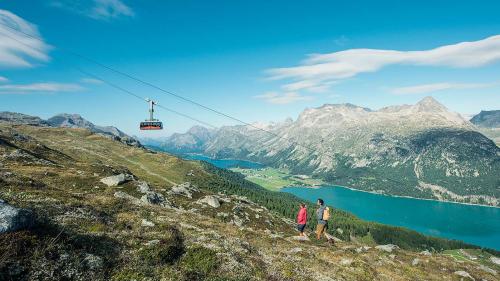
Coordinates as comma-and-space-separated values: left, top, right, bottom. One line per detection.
289, 184, 500, 209
152, 149, 499, 209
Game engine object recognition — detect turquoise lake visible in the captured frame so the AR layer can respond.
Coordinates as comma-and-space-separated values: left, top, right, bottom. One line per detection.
169, 152, 500, 250
282, 186, 500, 250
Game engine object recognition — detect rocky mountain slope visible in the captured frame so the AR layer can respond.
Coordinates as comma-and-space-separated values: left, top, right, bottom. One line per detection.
156, 125, 215, 153
471, 110, 500, 128
0, 112, 141, 147
159, 97, 500, 206
470, 110, 500, 145
1, 122, 498, 280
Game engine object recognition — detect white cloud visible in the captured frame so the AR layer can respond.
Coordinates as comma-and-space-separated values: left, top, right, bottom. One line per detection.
267, 35, 500, 93
0, 82, 83, 94
0, 10, 51, 68
253, 92, 313, 105
391, 82, 496, 95
51, 0, 134, 20
0, 76, 8, 82
81, 77, 104, 84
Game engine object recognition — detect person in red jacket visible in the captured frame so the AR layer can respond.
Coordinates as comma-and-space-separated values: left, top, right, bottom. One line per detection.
297, 203, 307, 237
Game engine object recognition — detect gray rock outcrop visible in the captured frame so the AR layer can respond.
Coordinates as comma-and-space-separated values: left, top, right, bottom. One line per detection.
0, 199, 34, 233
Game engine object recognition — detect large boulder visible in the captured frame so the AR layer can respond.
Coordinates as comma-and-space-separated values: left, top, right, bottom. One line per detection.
375, 244, 399, 253
197, 195, 220, 208
169, 182, 194, 198
100, 174, 132, 187
0, 199, 34, 234
141, 192, 170, 207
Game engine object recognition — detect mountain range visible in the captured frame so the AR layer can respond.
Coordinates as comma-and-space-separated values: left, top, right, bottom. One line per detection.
0, 112, 141, 147
155, 97, 500, 206
1, 115, 498, 280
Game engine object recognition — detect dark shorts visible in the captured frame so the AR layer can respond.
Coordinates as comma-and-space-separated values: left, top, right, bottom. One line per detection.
297, 224, 306, 232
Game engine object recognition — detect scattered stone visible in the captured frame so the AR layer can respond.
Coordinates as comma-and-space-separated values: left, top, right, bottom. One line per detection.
197, 195, 221, 208
412, 258, 420, 266
453, 271, 474, 280
216, 212, 229, 218
420, 250, 432, 256
288, 247, 302, 254
137, 181, 151, 193
490, 256, 500, 266
84, 254, 103, 270
232, 215, 244, 227
114, 191, 141, 205
375, 244, 399, 253
141, 191, 170, 207
169, 182, 194, 198
389, 254, 396, 259
478, 265, 496, 275
145, 239, 160, 246
292, 235, 310, 242
100, 174, 131, 187
340, 258, 353, 266
336, 228, 344, 235
0, 199, 34, 234
355, 246, 372, 253
141, 219, 155, 227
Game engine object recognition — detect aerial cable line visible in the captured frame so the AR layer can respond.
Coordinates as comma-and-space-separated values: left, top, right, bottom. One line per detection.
0, 22, 408, 186
76, 68, 218, 129
0, 29, 216, 130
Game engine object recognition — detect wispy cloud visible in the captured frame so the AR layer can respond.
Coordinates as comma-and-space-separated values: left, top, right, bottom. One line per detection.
0, 82, 83, 94
266, 35, 500, 94
0, 10, 51, 68
51, 0, 134, 20
253, 92, 313, 105
391, 82, 497, 95
81, 77, 104, 84
0, 76, 8, 82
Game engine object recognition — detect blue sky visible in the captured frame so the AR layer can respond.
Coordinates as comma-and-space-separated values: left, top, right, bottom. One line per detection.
1, 0, 500, 137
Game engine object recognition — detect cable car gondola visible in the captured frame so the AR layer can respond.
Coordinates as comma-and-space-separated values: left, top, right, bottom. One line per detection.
140, 99, 163, 130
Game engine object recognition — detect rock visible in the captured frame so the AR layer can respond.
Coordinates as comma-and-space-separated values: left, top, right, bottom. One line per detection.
336, 228, 344, 235
232, 215, 244, 227
137, 181, 151, 193
340, 258, 353, 266
375, 244, 399, 253
454, 271, 474, 280
288, 247, 302, 254
84, 254, 103, 270
169, 182, 194, 198
292, 235, 310, 241
478, 265, 496, 275
197, 195, 220, 208
420, 250, 432, 256
490, 256, 500, 266
114, 191, 141, 205
412, 258, 420, 266
145, 239, 160, 246
0, 199, 34, 234
389, 254, 396, 259
141, 192, 170, 207
141, 219, 155, 227
355, 246, 372, 253
100, 174, 131, 187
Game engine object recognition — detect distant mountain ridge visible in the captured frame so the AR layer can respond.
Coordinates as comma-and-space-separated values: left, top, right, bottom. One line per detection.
0, 112, 141, 147
470, 110, 500, 128
157, 97, 499, 206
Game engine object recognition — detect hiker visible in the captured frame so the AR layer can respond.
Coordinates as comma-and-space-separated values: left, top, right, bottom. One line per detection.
296, 203, 307, 237
316, 198, 333, 243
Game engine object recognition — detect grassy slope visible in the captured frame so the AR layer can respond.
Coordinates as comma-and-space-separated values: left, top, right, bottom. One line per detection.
1, 124, 499, 281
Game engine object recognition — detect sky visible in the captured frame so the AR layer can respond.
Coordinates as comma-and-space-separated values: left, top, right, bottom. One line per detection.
0, 0, 500, 137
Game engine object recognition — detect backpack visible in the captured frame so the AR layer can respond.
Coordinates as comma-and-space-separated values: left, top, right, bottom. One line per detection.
322, 207, 330, 221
